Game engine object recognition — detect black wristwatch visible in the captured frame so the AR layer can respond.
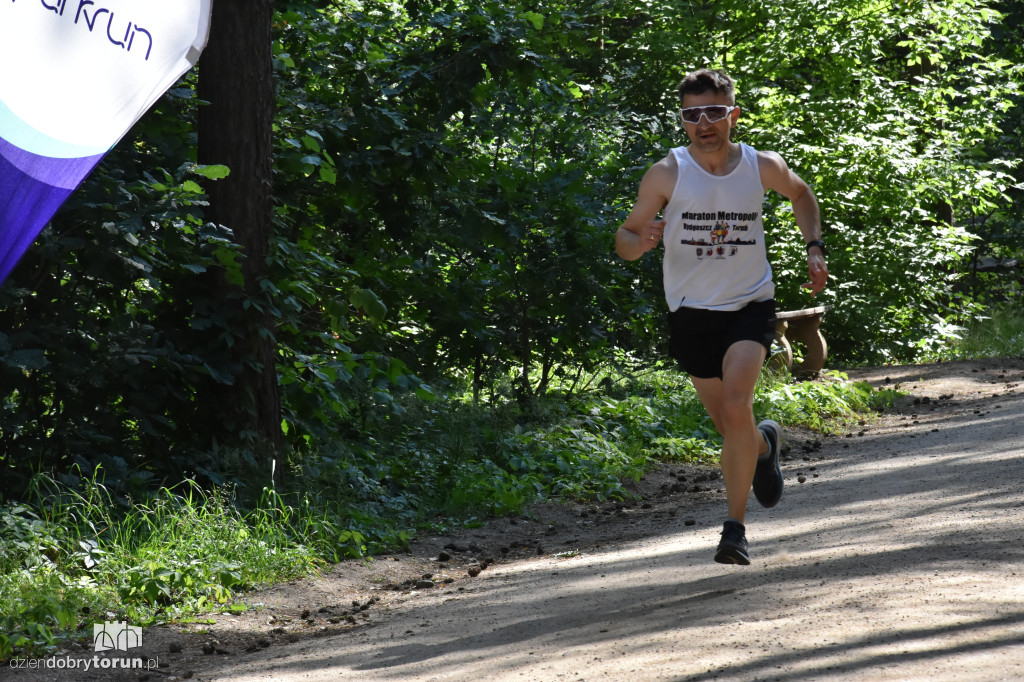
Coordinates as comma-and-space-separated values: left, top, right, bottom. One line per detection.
805, 240, 826, 256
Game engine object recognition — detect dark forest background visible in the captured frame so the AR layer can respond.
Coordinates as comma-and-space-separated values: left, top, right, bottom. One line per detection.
1, 0, 1021, 499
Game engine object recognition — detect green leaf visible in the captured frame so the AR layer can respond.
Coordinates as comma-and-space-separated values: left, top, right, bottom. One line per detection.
349, 288, 388, 323
301, 135, 322, 152
520, 12, 544, 30
319, 165, 338, 185
194, 164, 231, 180
215, 249, 245, 287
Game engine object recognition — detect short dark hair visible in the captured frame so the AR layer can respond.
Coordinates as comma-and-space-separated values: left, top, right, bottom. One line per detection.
677, 69, 735, 105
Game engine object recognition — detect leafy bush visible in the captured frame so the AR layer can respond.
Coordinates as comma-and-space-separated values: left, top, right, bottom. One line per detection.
0, 475, 343, 659
301, 364, 902, 520
940, 304, 1024, 360
2, 0, 1021, 503
756, 370, 900, 432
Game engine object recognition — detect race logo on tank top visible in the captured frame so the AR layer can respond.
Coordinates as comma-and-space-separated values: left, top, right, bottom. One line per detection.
678, 211, 759, 260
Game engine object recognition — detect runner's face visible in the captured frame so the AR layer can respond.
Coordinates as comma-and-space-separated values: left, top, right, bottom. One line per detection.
681, 93, 737, 153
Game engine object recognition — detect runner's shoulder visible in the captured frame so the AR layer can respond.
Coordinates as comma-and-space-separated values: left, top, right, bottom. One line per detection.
642, 153, 678, 194
755, 148, 788, 169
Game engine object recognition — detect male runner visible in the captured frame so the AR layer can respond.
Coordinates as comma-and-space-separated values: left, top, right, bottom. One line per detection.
615, 69, 828, 564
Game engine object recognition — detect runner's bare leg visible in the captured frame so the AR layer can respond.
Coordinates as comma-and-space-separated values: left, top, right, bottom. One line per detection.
691, 340, 768, 524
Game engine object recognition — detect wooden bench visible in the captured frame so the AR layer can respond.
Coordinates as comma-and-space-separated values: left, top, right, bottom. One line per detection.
771, 306, 828, 377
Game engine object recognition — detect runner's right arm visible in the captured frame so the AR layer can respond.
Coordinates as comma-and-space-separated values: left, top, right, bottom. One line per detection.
615, 159, 674, 261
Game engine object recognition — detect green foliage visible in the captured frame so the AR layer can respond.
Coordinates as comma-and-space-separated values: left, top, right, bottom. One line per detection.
282, 363, 902, 523
757, 370, 900, 431
2, 0, 1020, 490
716, 0, 1019, 363
271, 0, 1023, 399
271, 1, 664, 407
0, 474, 340, 659
937, 304, 1024, 360
0, 152, 234, 492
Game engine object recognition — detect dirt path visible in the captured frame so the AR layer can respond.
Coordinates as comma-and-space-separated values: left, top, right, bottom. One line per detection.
6, 360, 1024, 681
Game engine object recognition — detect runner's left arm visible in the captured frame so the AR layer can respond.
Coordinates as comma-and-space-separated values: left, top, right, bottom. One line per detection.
759, 150, 828, 295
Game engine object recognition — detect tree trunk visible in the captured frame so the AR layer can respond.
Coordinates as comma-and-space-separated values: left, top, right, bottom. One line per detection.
196, 0, 282, 461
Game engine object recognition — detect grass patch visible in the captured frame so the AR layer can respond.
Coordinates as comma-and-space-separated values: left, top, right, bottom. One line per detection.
0, 477, 334, 659
0, 364, 898, 660
756, 368, 900, 432
944, 304, 1024, 360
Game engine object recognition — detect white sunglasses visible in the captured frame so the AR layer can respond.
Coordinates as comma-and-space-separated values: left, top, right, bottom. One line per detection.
680, 105, 737, 124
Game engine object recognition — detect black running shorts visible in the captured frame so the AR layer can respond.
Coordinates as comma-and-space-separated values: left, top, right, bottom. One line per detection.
667, 299, 777, 379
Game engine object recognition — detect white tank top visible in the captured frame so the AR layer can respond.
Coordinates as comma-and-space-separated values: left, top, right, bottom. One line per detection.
662, 143, 774, 311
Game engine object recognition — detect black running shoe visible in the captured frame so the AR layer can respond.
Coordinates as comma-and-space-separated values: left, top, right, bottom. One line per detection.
714, 520, 750, 565
753, 419, 783, 508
